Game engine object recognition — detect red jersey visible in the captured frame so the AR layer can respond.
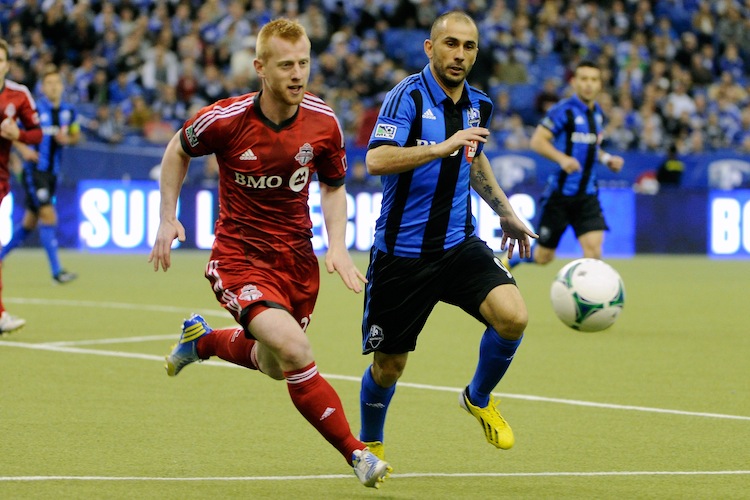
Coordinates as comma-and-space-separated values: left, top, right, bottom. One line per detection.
0, 80, 41, 186
180, 92, 347, 263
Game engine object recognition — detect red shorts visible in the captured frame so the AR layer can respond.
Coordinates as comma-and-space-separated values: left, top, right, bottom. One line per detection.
0, 181, 9, 202
205, 253, 320, 333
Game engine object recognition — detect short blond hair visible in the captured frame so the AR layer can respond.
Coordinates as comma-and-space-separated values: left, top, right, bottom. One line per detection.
256, 18, 308, 62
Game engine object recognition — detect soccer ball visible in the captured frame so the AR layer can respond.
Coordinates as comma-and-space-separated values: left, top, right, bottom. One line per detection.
550, 258, 625, 332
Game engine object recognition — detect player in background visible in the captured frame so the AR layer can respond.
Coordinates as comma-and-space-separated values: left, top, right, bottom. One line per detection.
0, 38, 42, 334
148, 19, 391, 488
1, 65, 80, 284
358, 11, 537, 461
508, 61, 624, 268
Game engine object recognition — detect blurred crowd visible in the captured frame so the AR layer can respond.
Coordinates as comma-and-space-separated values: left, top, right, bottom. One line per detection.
2, 0, 750, 155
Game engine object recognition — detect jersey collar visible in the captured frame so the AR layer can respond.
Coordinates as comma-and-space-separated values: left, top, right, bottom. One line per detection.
252, 91, 300, 131
571, 93, 601, 115
421, 64, 471, 109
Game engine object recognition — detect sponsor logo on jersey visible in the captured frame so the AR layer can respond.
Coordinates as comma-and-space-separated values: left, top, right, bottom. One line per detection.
289, 166, 310, 192
234, 172, 283, 189
422, 108, 437, 120
294, 143, 314, 166
239, 284, 263, 301
239, 148, 257, 160
465, 140, 478, 162
417, 139, 459, 156
571, 131, 598, 144
185, 125, 199, 147
374, 123, 397, 140
467, 107, 480, 127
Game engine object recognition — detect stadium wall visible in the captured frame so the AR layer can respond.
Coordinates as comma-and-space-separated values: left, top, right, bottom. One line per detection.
2, 145, 749, 258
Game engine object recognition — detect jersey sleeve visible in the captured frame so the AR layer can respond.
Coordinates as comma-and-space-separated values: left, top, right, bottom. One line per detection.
367, 87, 416, 149
17, 91, 42, 144
317, 114, 347, 187
179, 103, 223, 157
475, 99, 493, 158
539, 102, 567, 136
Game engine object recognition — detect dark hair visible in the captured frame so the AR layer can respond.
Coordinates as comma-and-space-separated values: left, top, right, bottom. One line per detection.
430, 11, 478, 41
576, 60, 600, 72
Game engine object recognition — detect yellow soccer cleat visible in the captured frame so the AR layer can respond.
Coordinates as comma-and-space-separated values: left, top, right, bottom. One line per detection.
363, 441, 385, 460
459, 387, 514, 450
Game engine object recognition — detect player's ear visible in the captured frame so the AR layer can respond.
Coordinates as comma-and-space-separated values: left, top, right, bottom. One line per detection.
253, 59, 264, 79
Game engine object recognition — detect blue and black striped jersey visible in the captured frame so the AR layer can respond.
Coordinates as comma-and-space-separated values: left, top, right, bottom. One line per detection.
26, 97, 78, 175
539, 94, 606, 197
368, 65, 493, 258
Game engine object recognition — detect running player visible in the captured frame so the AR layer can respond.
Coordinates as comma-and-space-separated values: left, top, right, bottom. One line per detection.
149, 19, 391, 488
0, 38, 42, 333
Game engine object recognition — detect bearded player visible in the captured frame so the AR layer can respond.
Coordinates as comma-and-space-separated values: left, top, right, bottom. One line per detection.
148, 19, 391, 488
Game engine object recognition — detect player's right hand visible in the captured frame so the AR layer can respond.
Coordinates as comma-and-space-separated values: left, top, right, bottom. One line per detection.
149, 219, 186, 272
441, 127, 489, 157
559, 155, 581, 173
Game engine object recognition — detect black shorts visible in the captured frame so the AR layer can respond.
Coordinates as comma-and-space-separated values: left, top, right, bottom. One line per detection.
536, 192, 608, 249
22, 169, 57, 212
361, 235, 517, 355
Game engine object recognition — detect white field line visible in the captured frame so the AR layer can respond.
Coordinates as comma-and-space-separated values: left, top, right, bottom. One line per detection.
1, 470, 749, 482
1, 338, 749, 422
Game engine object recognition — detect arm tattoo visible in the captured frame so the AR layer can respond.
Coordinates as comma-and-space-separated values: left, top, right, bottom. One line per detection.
491, 197, 504, 211
474, 170, 487, 182
482, 185, 493, 196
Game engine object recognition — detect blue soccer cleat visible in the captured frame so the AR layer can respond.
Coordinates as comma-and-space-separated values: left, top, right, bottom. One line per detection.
165, 314, 212, 377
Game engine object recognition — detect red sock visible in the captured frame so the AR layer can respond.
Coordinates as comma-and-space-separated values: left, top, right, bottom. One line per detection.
196, 327, 259, 370
285, 362, 363, 464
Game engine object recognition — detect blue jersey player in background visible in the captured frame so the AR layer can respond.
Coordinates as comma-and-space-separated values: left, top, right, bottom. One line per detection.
511, 61, 624, 268
2, 65, 79, 283
358, 11, 537, 462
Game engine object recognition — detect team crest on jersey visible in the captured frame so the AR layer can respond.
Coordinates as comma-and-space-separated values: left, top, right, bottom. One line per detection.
295, 143, 314, 166
185, 125, 199, 147
4, 103, 16, 119
366, 325, 384, 350
374, 123, 397, 139
289, 166, 310, 192
239, 284, 263, 302
467, 107, 480, 127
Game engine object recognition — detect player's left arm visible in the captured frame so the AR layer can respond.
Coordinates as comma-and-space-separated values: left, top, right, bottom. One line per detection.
55, 111, 81, 146
12, 140, 39, 163
470, 152, 538, 258
598, 148, 624, 173
0, 94, 42, 145
319, 182, 367, 293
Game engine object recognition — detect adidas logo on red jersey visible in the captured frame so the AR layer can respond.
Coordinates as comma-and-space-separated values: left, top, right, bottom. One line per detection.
240, 148, 257, 160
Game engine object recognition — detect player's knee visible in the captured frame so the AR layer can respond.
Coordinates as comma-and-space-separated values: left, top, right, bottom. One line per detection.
534, 252, 554, 265
372, 355, 406, 387
492, 309, 528, 340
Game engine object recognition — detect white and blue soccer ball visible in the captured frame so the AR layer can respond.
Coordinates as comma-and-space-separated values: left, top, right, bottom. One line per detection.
550, 258, 625, 332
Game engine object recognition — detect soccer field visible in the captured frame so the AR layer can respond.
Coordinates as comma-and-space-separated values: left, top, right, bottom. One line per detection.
1, 250, 748, 499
